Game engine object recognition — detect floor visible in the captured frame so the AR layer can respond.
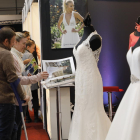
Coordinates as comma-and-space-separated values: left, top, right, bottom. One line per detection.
21, 110, 50, 140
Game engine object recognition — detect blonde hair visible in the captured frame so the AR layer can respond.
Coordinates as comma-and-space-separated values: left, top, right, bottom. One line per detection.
63, 0, 74, 13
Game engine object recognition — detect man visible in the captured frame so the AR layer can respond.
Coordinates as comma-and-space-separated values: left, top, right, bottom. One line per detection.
0, 27, 29, 140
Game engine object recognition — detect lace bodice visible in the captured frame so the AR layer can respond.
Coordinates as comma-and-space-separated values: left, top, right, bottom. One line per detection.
78, 31, 102, 63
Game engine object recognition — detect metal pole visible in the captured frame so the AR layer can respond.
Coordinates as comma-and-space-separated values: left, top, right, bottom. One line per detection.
21, 112, 28, 140
56, 86, 62, 140
108, 92, 113, 121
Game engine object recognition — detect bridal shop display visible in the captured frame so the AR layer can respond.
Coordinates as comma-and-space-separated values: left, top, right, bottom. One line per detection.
22, 0, 140, 139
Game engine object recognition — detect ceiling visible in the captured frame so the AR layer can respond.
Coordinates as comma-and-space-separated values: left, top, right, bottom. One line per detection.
0, 0, 24, 15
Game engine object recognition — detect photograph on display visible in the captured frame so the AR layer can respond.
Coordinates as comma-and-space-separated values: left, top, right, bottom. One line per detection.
50, 0, 87, 49
42, 57, 75, 88
25, 58, 38, 75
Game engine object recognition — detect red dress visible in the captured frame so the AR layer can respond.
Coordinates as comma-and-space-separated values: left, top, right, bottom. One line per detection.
129, 32, 140, 49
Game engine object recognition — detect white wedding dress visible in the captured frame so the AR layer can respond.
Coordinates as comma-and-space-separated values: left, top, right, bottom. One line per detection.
106, 47, 140, 140
61, 11, 80, 48
68, 31, 111, 140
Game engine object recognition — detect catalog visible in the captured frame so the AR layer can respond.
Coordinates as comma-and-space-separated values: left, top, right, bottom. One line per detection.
25, 58, 38, 75
42, 57, 75, 88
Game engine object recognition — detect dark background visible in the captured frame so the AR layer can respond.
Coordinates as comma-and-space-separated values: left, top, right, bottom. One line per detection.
0, 24, 22, 32
88, 0, 140, 104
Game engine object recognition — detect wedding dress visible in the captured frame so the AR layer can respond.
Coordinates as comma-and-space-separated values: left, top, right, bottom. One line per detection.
61, 11, 80, 48
68, 31, 111, 140
106, 47, 140, 140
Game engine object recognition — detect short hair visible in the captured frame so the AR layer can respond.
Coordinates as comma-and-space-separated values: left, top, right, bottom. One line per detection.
15, 32, 26, 42
26, 40, 35, 48
22, 31, 30, 38
0, 27, 16, 43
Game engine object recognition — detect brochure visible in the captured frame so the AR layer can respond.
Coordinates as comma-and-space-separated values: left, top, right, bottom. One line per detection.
25, 57, 38, 75
42, 57, 75, 88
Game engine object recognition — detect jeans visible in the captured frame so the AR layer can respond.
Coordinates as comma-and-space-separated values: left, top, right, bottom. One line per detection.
14, 106, 27, 140
11, 106, 27, 140
0, 104, 16, 140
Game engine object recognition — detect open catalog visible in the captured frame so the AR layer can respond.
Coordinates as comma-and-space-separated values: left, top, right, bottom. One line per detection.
41, 57, 75, 88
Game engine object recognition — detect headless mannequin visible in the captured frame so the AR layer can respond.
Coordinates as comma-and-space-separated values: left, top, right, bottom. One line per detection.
132, 17, 140, 52
75, 13, 101, 51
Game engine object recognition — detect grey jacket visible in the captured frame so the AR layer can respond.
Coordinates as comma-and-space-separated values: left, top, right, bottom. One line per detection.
22, 50, 38, 91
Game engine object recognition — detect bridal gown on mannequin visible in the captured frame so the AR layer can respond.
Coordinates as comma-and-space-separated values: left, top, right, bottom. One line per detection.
106, 47, 140, 140
68, 31, 111, 140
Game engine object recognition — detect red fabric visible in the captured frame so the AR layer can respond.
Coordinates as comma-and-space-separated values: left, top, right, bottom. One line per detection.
129, 32, 139, 50
103, 86, 124, 92
21, 110, 49, 140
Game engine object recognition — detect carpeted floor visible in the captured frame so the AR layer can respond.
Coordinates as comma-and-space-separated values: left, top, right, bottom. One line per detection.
21, 110, 49, 140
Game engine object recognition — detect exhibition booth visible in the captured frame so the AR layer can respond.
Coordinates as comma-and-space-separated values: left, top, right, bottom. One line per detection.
22, 1, 72, 139
22, 0, 140, 140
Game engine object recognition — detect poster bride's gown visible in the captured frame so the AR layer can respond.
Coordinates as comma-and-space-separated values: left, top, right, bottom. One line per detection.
68, 31, 111, 140
106, 47, 140, 140
61, 11, 80, 48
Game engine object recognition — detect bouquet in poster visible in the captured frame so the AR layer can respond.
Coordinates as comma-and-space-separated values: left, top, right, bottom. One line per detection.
41, 57, 75, 88
25, 58, 38, 75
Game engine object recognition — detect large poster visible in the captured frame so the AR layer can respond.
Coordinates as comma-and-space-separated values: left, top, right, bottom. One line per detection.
50, 0, 87, 49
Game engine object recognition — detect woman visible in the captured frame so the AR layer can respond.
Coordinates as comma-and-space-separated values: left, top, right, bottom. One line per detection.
11, 32, 48, 140
57, 0, 84, 48
22, 31, 41, 62
22, 40, 42, 123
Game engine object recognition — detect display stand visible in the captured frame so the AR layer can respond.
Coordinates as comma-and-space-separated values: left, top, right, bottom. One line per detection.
44, 82, 74, 140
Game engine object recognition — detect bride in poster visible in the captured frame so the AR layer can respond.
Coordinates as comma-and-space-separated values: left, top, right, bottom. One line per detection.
57, 0, 84, 48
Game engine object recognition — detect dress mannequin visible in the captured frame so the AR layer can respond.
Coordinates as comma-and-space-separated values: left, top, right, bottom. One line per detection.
132, 30, 140, 52
129, 16, 140, 51
75, 13, 101, 51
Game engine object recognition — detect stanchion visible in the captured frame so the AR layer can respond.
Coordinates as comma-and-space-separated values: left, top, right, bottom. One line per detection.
56, 86, 62, 140
107, 92, 113, 121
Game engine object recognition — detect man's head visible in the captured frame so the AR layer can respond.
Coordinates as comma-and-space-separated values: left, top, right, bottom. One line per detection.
0, 27, 16, 50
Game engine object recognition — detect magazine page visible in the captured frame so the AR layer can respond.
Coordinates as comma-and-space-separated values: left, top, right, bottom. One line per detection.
42, 57, 75, 88
25, 58, 38, 76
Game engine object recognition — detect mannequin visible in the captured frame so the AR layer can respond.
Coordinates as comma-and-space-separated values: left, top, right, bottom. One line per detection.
129, 16, 140, 52
75, 12, 101, 51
